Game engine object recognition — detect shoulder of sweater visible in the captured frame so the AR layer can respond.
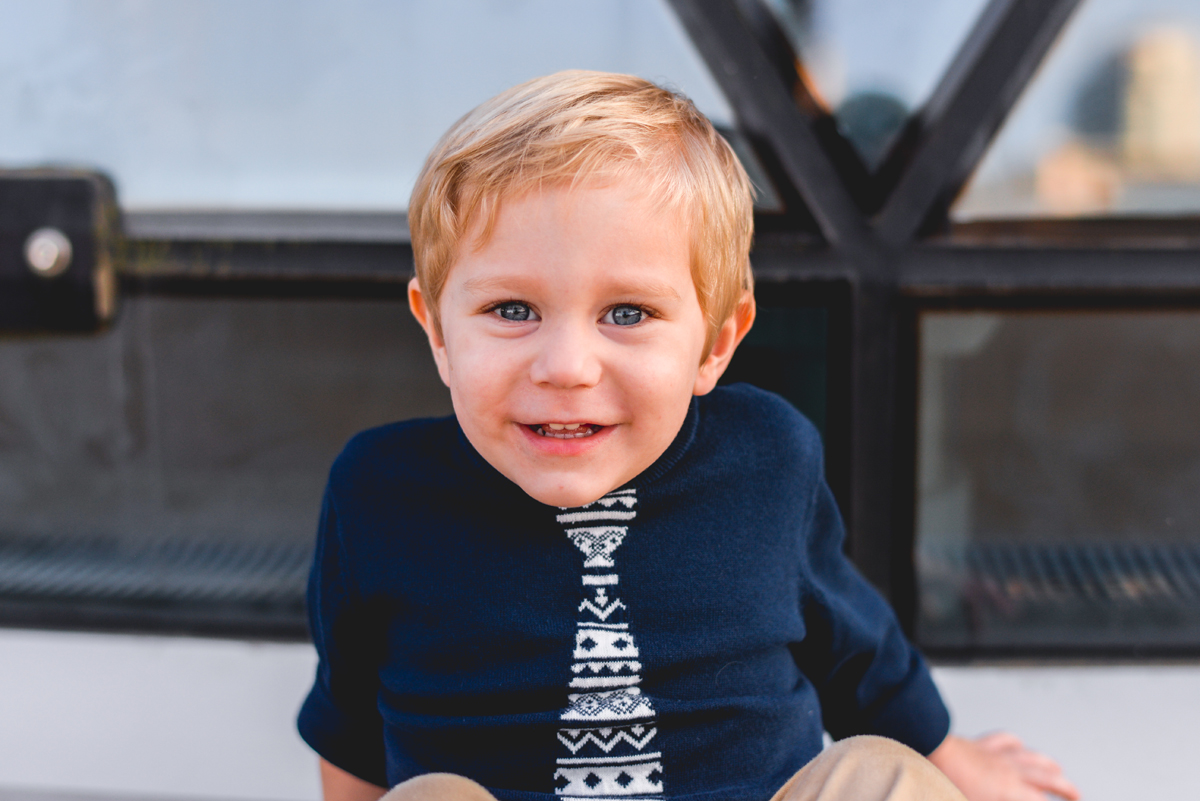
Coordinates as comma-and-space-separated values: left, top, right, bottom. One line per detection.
700, 384, 825, 473
328, 415, 458, 493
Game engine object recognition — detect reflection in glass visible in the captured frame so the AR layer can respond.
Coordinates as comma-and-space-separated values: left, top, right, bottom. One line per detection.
0, 0, 729, 211
0, 297, 450, 624
719, 305, 828, 437
917, 311, 1200, 650
762, 0, 990, 169
954, 0, 1200, 219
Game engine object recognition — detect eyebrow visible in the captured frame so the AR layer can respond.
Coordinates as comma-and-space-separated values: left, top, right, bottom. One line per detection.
460, 275, 683, 301
459, 275, 523, 295
615, 278, 682, 301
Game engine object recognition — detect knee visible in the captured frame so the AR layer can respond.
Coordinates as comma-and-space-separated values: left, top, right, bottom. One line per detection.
823, 734, 928, 768
381, 773, 497, 801
800, 736, 965, 801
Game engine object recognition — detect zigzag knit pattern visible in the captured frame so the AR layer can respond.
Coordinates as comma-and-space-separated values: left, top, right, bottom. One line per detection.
554, 488, 663, 800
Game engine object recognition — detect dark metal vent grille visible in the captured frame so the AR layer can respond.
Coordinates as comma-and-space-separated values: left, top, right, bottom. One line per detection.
0, 534, 311, 636
919, 541, 1200, 652
965, 542, 1200, 604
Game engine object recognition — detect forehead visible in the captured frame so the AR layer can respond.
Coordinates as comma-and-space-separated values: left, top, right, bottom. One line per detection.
469, 169, 685, 235
449, 178, 695, 294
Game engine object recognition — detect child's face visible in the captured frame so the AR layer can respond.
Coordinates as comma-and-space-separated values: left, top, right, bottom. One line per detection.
409, 178, 749, 507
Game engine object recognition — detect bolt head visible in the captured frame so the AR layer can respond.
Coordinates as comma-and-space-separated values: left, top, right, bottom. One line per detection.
24, 227, 73, 278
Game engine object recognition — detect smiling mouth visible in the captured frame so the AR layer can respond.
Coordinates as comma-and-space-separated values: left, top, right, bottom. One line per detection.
528, 423, 604, 439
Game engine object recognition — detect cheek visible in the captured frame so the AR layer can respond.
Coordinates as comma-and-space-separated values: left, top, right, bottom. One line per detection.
444, 335, 526, 413
619, 340, 704, 421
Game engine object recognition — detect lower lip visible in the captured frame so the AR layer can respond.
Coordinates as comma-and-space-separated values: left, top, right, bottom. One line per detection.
518, 423, 614, 455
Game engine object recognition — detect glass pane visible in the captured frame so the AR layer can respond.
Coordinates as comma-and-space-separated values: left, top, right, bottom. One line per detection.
916, 311, 1200, 651
954, 0, 1200, 219
718, 284, 848, 507
763, 0, 991, 169
0, 296, 450, 625
0, 289, 835, 632
720, 304, 829, 438
0, 0, 731, 211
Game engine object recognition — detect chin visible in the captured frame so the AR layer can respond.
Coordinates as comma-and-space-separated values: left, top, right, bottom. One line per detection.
521, 478, 615, 509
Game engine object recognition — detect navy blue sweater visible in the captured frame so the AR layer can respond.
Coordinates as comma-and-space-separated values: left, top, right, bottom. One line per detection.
297, 384, 949, 800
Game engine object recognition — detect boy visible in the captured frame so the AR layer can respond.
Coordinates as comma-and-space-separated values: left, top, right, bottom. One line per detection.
298, 71, 1078, 801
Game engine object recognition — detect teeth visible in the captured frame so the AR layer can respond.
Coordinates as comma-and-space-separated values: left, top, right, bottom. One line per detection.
534, 424, 599, 439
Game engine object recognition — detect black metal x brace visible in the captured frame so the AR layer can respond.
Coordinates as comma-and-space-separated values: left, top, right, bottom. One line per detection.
668, 0, 1083, 258
669, 0, 1083, 604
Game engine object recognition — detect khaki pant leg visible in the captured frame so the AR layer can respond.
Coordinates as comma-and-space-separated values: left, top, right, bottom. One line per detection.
770, 736, 967, 801
379, 773, 500, 801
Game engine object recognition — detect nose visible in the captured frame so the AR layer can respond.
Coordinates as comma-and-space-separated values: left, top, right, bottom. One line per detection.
529, 319, 602, 389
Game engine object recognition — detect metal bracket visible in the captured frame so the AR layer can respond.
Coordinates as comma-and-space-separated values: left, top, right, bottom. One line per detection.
0, 170, 121, 332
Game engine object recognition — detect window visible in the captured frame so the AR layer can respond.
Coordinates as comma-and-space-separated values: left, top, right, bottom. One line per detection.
0, 294, 448, 634
953, 0, 1200, 219
916, 310, 1200, 651
0, 1, 732, 211
0, 0, 828, 636
8, 0, 1200, 657
764, 0, 990, 169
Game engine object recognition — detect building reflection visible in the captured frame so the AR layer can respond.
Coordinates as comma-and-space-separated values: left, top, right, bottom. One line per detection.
974, 24, 1200, 217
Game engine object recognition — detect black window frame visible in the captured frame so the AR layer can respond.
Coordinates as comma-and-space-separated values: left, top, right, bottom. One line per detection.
15, 0, 1200, 657
673, 0, 1200, 660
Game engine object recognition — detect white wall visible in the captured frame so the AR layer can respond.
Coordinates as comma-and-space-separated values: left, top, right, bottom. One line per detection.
934, 663, 1200, 801
1, 627, 1197, 801
0, 629, 320, 801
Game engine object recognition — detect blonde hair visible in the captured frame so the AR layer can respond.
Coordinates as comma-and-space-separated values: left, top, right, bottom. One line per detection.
409, 70, 754, 354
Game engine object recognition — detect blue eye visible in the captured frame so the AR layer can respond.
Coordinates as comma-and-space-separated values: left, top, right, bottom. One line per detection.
607, 305, 644, 326
495, 302, 533, 321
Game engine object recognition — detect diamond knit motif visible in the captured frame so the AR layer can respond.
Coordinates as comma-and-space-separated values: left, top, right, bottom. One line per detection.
573, 629, 639, 660
553, 761, 664, 796
562, 688, 655, 722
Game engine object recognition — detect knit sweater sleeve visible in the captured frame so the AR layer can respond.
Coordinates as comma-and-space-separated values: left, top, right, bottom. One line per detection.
789, 427, 950, 755
296, 483, 389, 787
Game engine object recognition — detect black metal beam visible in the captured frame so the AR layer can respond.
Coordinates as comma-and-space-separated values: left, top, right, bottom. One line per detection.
667, 2, 908, 598
946, 217, 1200, 249
121, 228, 1200, 293
900, 245, 1200, 294
843, 281, 903, 598
728, 0, 875, 211
666, 0, 874, 256
747, 225, 1200, 295
122, 238, 414, 282
874, 0, 1083, 245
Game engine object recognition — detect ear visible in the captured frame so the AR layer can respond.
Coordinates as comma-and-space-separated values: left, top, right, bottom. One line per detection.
694, 290, 756, 396
408, 276, 451, 387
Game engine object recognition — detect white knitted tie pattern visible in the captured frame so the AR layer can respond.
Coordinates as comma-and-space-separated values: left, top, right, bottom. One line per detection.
554, 489, 663, 800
